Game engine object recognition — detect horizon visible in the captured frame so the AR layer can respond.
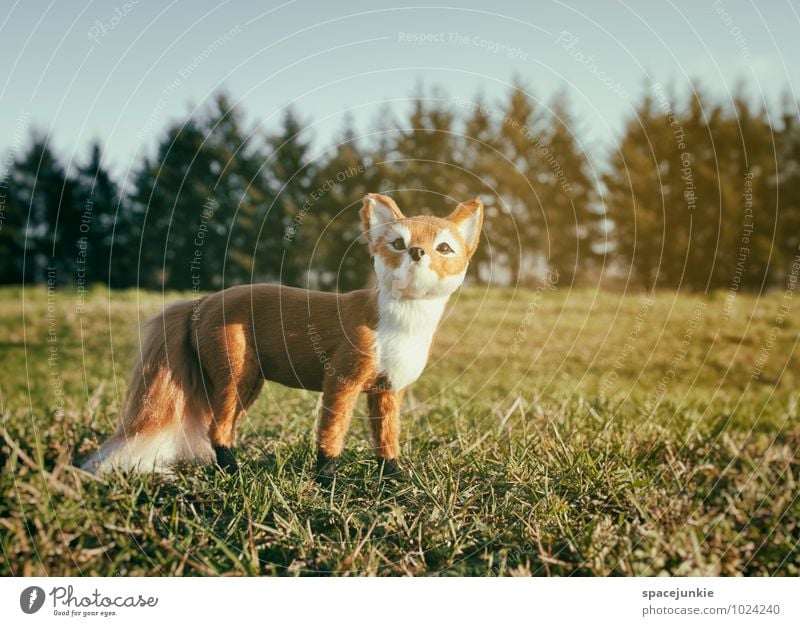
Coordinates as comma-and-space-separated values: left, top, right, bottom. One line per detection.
2, 0, 798, 182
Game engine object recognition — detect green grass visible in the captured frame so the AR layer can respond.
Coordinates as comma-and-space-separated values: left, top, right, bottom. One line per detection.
0, 284, 798, 576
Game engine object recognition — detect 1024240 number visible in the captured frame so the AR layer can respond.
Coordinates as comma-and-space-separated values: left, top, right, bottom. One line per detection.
733, 604, 781, 615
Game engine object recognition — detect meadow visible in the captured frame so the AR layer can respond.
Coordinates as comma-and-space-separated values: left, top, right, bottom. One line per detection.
0, 283, 797, 576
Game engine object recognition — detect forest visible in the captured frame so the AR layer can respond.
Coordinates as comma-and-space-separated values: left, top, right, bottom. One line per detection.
2, 82, 798, 293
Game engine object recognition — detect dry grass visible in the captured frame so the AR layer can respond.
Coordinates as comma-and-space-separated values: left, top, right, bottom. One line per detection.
0, 284, 798, 575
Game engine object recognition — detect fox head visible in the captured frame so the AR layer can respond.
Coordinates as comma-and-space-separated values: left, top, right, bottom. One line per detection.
360, 193, 483, 299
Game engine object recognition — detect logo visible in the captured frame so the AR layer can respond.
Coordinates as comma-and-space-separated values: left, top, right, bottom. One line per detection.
20, 586, 45, 614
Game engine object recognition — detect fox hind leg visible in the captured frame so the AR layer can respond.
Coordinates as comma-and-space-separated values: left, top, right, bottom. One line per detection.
201, 325, 262, 473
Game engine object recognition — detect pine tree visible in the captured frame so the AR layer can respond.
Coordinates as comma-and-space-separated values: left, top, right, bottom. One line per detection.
604, 84, 780, 292
540, 92, 601, 284
380, 90, 459, 213
776, 100, 800, 278
603, 88, 674, 290
263, 108, 318, 286
705, 91, 777, 291
73, 142, 129, 287
5, 135, 82, 285
460, 92, 502, 281
0, 150, 26, 284
131, 118, 208, 289
132, 93, 270, 290
301, 116, 381, 291
489, 83, 548, 285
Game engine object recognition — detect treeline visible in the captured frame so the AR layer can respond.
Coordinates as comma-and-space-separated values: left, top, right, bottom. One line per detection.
1, 84, 798, 292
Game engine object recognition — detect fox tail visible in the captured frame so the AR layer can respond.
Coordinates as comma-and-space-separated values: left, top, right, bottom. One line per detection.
82, 300, 214, 474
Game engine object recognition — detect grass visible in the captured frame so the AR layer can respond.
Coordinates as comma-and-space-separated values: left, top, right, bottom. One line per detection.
0, 283, 798, 576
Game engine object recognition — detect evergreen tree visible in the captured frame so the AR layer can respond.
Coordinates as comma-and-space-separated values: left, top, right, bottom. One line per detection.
132, 93, 270, 290
704, 92, 777, 291
540, 92, 602, 284
5, 135, 81, 285
604, 87, 686, 290
380, 90, 460, 212
461, 93, 503, 281
490, 83, 548, 285
131, 117, 208, 289
2, 82, 794, 294
0, 151, 26, 284
301, 117, 381, 291
776, 100, 800, 276
73, 142, 131, 287
263, 108, 318, 286
604, 84, 781, 292
675, 87, 716, 292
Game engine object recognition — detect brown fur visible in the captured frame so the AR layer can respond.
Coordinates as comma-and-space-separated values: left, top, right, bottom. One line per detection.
87, 193, 483, 475
190, 285, 383, 455
368, 388, 404, 459
127, 301, 209, 437
365, 196, 483, 280
98, 285, 387, 465
91, 301, 215, 467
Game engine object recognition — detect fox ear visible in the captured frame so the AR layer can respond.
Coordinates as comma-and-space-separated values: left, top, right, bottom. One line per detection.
448, 197, 484, 258
360, 193, 405, 246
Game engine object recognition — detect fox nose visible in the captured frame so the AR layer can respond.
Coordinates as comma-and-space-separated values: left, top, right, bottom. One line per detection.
409, 247, 425, 262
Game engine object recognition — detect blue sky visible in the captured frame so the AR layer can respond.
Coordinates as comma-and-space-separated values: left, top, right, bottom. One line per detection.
1, 0, 798, 184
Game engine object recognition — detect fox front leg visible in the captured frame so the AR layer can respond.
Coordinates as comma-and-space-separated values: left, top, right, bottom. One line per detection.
368, 389, 407, 481
315, 376, 361, 486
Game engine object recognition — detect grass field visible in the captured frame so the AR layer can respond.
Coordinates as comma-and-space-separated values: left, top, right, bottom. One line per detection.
0, 283, 798, 576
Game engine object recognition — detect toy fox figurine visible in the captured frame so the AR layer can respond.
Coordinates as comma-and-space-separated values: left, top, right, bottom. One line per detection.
83, 193, 483, 482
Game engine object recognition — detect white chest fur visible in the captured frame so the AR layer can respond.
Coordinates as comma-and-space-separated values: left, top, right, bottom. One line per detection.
373, 291, 448, 391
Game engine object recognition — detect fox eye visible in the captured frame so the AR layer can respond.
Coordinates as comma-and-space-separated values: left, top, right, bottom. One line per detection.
390, 237, 406, 251
436, 242, 454, 255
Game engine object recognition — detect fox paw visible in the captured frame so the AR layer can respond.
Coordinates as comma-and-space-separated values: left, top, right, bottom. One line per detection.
377, 458, 408, 482
315, 451, 338, 486
214, 446, 239, 474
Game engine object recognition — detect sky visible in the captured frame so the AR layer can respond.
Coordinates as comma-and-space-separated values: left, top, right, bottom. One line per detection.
1, 0, 798, 184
